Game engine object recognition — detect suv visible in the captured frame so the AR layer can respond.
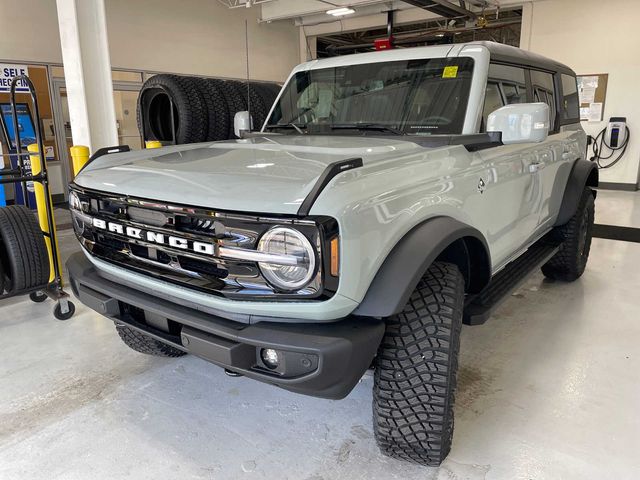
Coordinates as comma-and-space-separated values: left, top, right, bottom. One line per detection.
67, 41, 597, 466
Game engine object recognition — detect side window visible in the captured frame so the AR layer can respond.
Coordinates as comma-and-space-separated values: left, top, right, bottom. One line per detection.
481, 64, 527, 131
561, 74, 580, 122
531, 70, 557, 131
482, 82, 504, 130
489, 64, 527, 104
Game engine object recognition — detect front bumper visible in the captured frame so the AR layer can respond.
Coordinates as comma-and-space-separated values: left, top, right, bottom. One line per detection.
67, 253, 384, 399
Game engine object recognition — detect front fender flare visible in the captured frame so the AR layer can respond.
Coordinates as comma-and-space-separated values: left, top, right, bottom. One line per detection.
353, 217, 491, 318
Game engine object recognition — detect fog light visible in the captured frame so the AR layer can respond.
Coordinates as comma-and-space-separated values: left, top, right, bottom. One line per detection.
260, 348, 280, 369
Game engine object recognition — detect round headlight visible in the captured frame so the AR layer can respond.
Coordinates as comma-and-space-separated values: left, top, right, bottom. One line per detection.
69, 190, 81, 210
257, 227, 316, 291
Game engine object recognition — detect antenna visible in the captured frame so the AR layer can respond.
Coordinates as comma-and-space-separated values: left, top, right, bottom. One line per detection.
244, 19, 251, 129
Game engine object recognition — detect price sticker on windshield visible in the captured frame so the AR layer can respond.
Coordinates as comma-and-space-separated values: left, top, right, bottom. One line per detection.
442, 66, 459, 78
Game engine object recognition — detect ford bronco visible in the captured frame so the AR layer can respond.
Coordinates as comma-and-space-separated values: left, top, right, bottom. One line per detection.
66, 41, 597, 466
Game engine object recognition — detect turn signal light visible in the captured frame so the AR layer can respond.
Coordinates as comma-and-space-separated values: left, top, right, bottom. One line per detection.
330, 237, 339, 276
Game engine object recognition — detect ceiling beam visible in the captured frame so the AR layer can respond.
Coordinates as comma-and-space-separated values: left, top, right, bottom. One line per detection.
402, 0, 478, 19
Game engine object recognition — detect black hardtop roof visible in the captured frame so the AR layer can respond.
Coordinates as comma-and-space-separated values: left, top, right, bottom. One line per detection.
470, 41, 576, 76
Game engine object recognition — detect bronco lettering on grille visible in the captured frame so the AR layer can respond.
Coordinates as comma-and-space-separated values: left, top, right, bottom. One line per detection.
91, 217, 216, 256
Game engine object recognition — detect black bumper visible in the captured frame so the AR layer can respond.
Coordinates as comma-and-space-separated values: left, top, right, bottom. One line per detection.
67, 252, 384, 399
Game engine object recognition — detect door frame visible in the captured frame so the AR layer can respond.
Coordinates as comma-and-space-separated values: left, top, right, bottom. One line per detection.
50, 78, 143, 201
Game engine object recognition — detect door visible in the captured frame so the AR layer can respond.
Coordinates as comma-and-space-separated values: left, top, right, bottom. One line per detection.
50, 79, 143, 201
473, 65, 546, 269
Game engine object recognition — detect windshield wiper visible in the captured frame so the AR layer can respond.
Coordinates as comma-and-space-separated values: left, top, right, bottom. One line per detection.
330, 123, 404, 136
264, 123, 307, 134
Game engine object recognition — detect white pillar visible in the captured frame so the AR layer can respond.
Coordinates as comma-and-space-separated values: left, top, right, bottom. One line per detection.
56, 0, 118, 153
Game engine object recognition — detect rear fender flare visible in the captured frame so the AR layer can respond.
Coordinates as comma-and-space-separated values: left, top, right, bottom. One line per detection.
555, 160, 599, 226
353, 217, 491, 318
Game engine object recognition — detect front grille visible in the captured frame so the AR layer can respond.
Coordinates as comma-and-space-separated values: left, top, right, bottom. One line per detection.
69, 187, 330, 299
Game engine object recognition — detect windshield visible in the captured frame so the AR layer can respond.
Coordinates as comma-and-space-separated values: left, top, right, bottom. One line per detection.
266, 57, 474, 135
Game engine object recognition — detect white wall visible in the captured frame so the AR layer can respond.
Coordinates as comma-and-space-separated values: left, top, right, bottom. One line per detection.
105, 0, 299, 82
0, 0, 299, 81
521, 0, 640, 187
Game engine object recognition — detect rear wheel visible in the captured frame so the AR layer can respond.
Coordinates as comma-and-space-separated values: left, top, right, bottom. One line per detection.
542, 187, 595, 281
373, 261, 464, 466
116, 324, 186, 357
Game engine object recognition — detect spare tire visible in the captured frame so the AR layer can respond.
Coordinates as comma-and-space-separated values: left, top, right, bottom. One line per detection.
252, 83, 278, 121
0, 206, 50, 293
217, 80, 249, 139
255, 82, 280, 103
137, 74, 208, 145
189, 77, 229, 142
244, 82, 270, 131
0, 258, 5, 294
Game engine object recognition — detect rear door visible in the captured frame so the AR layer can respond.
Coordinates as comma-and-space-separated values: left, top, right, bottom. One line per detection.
530, 70, 577, 230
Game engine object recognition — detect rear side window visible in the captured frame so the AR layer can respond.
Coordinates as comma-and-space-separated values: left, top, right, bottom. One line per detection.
531, 70, 557, 131
561, 74, 580, 121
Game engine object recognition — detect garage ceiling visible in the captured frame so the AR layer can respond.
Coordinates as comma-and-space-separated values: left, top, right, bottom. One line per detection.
259, 0, 537, 23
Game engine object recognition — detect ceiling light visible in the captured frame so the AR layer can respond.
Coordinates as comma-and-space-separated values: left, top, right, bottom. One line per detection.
326, 7, 355, 16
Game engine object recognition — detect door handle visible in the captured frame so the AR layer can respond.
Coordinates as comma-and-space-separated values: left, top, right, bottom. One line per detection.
529, 161, 545, 173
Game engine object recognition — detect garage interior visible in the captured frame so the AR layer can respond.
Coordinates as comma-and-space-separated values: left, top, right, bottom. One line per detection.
1, 0, 639, 478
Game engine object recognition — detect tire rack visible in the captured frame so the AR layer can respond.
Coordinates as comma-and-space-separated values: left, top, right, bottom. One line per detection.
138, 84, 177, 145
0, 75, 75, 320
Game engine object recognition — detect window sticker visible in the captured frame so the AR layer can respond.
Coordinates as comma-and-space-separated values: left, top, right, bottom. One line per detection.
442, 66, 459, 78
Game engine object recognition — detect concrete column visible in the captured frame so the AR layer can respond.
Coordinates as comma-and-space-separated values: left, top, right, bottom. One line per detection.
56, 0, 118, 153
519, 2, 534, 50
299, 28, 317, 63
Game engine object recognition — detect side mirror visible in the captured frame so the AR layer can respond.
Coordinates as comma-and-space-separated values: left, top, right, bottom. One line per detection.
234, 111, 253, 138
487, 103, 549, 144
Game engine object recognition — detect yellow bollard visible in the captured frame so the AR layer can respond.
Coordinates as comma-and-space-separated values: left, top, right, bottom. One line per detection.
28, 144, 61, 284
145, 140, 162, 149
70, 145, 90, 176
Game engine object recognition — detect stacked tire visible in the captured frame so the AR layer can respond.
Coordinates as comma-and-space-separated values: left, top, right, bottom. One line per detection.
0, 206, 50, 295
137, 74, 281, 144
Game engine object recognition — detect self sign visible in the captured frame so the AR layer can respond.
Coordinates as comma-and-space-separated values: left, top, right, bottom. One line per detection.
0, 64, 30, 93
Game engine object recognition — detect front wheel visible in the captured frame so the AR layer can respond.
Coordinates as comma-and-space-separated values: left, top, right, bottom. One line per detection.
373, 261, 464, 466
542, 187, 595, 282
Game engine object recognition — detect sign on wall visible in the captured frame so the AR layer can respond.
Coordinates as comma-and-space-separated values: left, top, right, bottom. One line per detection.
0, 64, 30, 93
577, 73, 608, 122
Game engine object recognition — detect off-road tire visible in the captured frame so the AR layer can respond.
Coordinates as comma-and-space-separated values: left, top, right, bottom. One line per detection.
541, 187, 595, 282
373, 261, 464, 466
0, 205, 50, 293
190, 77, 229, 141
244, 83, 270, 130
214, 79, 247, 139
116, 324, 186, 357
252, 83, 278, 120
137, 74, 207, 144
0, 258, 5, 293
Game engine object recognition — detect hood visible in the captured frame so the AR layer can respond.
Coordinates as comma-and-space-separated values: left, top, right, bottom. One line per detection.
74, 136, 426, 215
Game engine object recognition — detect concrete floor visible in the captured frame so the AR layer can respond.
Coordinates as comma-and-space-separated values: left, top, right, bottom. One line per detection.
1, 192, 640, 479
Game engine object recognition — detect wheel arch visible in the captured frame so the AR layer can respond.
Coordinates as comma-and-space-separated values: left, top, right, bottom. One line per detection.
555, 159, 599, 226
353, 217, 491, 318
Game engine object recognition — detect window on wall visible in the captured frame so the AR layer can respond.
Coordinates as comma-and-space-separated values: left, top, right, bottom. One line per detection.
561, 74, 580, 122
530, 70, 556, 131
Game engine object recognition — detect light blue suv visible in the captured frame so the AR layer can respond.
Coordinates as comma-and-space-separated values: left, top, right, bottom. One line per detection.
67, 41, 597, 465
